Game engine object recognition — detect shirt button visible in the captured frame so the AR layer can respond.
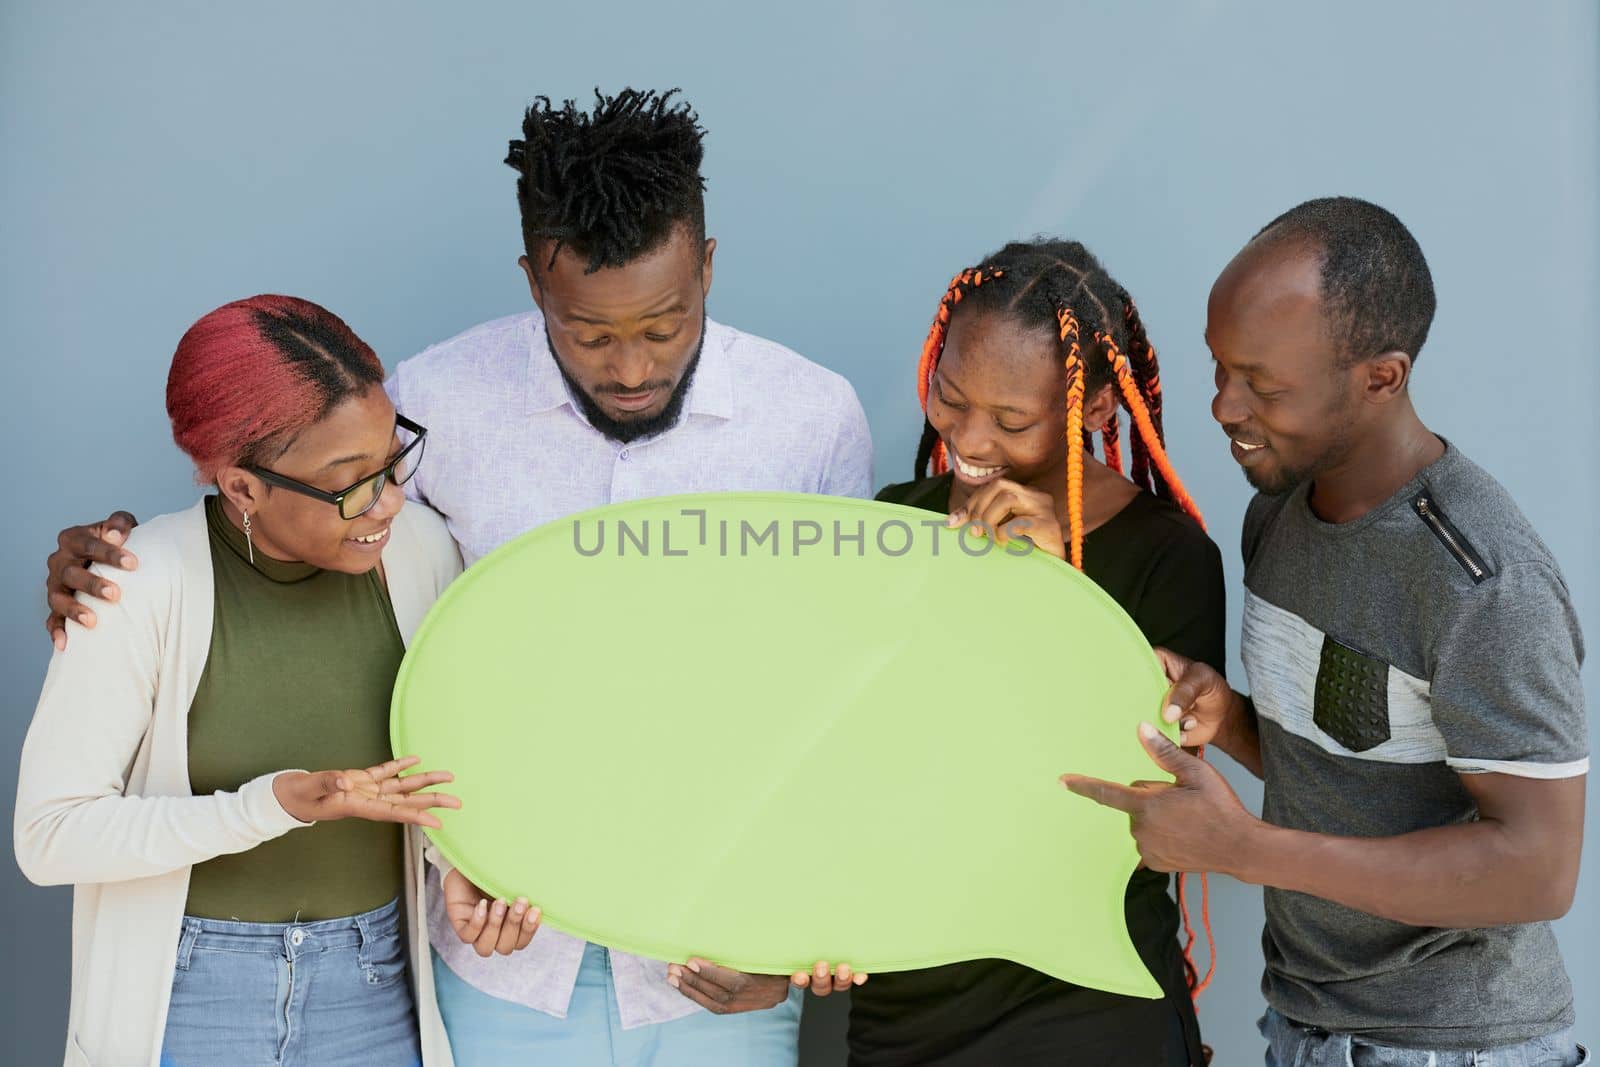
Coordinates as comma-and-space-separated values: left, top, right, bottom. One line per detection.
619, 449, 630, 461
289, 929, 305, 946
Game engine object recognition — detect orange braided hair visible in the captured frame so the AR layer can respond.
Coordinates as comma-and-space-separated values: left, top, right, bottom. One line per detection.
917, 268, 1004, 476
913, 253, 1217, 1004
1096, 331, 1205, 530
1177, 865, 1217, 1000
1122, 297, 1166, 497
914, 266, 1207, 550
1057, 308, 1087, 569
1099, 411, 1123, 476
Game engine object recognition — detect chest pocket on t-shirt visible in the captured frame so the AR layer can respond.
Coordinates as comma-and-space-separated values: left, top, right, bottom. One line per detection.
1313, 636, 1391, 753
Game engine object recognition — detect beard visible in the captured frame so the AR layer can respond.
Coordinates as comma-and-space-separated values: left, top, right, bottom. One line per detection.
1241, 409, 1356, 497
1244, 438, 1351, 497
547, 311, 706, 444
1244, 459, 1310, 497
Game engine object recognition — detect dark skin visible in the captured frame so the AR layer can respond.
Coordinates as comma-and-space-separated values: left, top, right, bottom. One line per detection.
43, 227, 717, 638
651, 307, 1144, 1011
927, 308, 1131, 559
659, 307, 1134, 1010
1062, 235, 1586, 927
524, 223, 714, 426
45, 223, 858, 1007
200, 388, 462, 834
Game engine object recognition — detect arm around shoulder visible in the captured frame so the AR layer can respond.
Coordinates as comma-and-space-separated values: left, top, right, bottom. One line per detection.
15, 517, 308, 886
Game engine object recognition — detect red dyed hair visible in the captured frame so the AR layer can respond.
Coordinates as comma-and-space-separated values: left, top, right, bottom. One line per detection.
166, 295, 386, 483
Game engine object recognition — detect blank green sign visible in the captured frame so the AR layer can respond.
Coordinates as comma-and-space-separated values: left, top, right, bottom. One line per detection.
392, 492, 1172, 998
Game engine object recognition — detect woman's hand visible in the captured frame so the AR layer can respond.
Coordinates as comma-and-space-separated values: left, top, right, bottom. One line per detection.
442, 867, 541, 957
666, 959, 868, 1012
272, 755, 459, 828
948, 479, 1065, 560
789, 959, 869, 997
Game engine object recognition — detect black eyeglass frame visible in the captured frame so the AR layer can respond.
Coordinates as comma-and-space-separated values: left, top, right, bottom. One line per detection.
248, 414, 427, 520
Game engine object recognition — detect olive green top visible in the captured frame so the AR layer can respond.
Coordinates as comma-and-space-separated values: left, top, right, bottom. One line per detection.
184, 496, 405, 921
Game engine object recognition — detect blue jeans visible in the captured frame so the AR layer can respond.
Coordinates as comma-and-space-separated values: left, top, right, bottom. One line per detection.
159, 898, 421, 1067
1261, 1007, 1589, 1067
432, 942, 803, 1066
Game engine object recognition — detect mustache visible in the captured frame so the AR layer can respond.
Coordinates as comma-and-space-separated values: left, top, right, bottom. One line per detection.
1222, 421, 1267, 442
595, 380, 675, 396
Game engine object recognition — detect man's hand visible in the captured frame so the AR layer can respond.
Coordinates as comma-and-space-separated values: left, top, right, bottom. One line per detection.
442, 867, 541, 958
46, 511, 140, 649
1061, 722, 1258, 875
1154, 647, 1262, 777
666, 958, 867, 1013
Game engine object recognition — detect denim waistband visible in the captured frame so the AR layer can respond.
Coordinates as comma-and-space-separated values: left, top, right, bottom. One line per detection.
176, 897, 402, 967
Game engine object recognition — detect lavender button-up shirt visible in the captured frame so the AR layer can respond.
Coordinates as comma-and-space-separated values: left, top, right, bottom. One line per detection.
385, 308, 873, 1028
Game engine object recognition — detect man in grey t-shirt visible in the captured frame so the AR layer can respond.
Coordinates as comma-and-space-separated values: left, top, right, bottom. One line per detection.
1066, 198, 1587, 1065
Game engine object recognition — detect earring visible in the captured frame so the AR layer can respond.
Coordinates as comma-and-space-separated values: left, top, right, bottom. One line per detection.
242, 510, 255, 565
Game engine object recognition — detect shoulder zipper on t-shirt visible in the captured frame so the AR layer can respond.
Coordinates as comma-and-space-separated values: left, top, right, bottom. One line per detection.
1412, 492, 1491, 584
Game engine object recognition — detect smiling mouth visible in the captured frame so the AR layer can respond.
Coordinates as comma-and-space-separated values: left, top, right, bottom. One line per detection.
347, 526, 390, 546
948, 445, 1004, 481
1231, 438, 1266, 452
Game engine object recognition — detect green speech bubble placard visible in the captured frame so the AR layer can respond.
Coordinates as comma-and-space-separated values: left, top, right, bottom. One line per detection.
392, 492, 1172, 998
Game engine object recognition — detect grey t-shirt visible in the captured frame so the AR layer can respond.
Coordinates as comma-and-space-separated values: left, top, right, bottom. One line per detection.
1240, 442, 1587, 1048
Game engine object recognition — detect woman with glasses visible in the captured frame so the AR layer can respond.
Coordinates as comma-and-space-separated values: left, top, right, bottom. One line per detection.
14, 295, 508, 1067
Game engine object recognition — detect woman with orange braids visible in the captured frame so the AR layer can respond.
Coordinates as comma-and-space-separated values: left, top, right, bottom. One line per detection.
852, 238, 1223, 1067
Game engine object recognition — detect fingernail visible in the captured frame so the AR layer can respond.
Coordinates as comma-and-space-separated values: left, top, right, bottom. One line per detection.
1163, 704, 1181, 722
1182, 717, 1197, 732
1139, 721, 1163, 742
475, 900, 486, 916
105, 530, 122, 544
687, 961, 701, 974
667, 976, 680, 988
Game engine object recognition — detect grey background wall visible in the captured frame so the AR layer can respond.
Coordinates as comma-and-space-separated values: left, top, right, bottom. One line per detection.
4, 2, 1596, 1062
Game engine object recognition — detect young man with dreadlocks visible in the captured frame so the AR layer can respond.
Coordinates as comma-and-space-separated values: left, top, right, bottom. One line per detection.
42, 88, 873, 1066
1065, 198, 1588, 1065
859, 238, 1223, 1066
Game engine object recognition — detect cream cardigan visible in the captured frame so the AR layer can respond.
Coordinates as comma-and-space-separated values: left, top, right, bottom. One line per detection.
14, 498, 462, 1067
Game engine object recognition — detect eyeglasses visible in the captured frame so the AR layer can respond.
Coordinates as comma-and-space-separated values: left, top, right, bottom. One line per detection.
249, 414, 428, 520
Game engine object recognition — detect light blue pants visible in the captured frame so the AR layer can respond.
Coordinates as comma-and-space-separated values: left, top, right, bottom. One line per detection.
160, 899, 421, 1067
1261, 1007, 1588, 1067
433, 943, 803, 1066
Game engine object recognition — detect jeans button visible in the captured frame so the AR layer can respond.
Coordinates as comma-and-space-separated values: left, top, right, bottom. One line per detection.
289, 929, 305, 946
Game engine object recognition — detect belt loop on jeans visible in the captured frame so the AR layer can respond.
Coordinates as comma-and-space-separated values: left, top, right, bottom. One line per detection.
354, 908, 375, 975
173, 918, 201, 972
